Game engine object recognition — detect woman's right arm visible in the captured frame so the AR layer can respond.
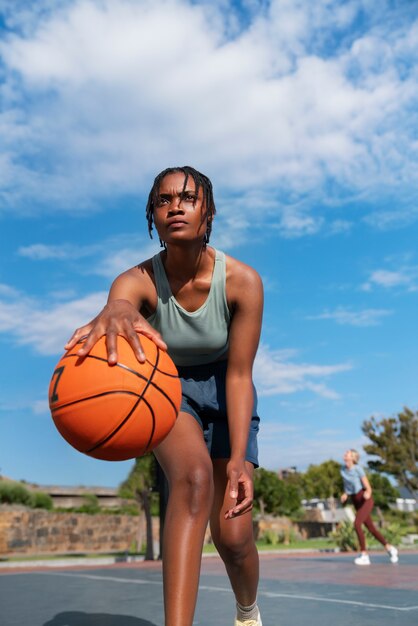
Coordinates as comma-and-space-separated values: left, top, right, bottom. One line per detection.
360, 474, 372, 500
65, 268, 166, 364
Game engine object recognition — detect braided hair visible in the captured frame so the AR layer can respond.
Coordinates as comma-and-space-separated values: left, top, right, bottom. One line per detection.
145, 166, 216, 246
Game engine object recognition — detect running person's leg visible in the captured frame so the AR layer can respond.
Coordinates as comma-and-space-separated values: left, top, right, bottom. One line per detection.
210, 459, 259, 609
353, 495, 373, 552
154, 412, 214, 626
361, 499, 388, 547
353, 496, 388, 549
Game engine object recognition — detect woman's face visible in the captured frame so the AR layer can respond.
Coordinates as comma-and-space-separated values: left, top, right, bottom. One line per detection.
343, 450, 353, 464
153, 172, 209, 245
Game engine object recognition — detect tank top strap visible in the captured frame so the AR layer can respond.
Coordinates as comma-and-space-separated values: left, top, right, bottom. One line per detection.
211, 249, 227, 300
151, 252, 172, 302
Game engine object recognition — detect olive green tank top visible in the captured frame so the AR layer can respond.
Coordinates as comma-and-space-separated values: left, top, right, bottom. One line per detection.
147, 249, 231, 366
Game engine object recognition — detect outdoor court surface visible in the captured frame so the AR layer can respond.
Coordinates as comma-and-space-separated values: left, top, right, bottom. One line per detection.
1, 551, 417, 626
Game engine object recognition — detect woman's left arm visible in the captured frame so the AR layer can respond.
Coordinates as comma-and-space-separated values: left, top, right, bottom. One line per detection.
361, 475, 373, 500
224, 259, 264, 519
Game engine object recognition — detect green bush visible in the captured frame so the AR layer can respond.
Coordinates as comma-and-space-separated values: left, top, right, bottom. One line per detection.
330, 521, 358, 551
259, 526, 301, 546
379, 522, 403, 546
108, 503, 140, 516
0, 482, 54, 510
260, 529, 280, 546
0, 481, 32, 506
75, 494, 101, 514
30, 491, 53, 510
278, 527, 300, 544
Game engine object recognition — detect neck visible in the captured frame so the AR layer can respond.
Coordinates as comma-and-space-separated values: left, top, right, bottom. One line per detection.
345, 461, 354, 469
163, 242, 212, 282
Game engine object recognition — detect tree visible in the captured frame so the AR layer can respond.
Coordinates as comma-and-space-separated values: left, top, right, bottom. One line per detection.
362, 407, 418, 493
301, 460, 343, 500
253, 468, 301, 517
119, 454, 157, 560
367, 472, 399, 510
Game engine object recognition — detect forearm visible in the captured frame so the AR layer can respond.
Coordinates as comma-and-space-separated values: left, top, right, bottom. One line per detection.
226, 370, 254, 460
361, 477, 372, 498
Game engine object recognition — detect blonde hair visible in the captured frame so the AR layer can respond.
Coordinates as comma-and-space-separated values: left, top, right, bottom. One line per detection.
350, 449, 360, 464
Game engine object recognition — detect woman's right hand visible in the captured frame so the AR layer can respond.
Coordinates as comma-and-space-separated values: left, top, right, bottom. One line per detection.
340, 493, 348, 504
64, 299, 167, 364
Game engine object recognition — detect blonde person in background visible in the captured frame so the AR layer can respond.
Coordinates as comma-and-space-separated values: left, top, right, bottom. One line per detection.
340, 449, 399, 565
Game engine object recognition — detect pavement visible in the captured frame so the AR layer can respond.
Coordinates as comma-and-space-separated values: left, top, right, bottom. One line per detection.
0, 550, 417, 625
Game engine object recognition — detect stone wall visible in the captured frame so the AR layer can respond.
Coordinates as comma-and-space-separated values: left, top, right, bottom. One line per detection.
0, 507, 145, 556
0, 508, 333, 556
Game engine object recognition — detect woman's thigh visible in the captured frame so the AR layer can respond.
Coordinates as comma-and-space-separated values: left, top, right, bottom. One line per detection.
154, 411, 213, 484
355, 496, 374, 522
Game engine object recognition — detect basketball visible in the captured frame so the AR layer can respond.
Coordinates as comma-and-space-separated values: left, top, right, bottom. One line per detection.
49, 334, 181, 461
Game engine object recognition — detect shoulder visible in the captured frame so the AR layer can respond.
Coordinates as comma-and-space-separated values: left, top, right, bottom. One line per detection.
223, 251, 263, 293
355, 465, 366, 476
109, 257, 156, 302
113, 258, 153, 285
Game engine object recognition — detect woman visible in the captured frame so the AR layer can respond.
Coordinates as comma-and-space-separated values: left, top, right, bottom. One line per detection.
340, 449, 398, 565
65, 166, 263, 626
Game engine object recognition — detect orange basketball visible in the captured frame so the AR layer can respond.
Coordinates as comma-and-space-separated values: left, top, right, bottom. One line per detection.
49, 334, 181, 461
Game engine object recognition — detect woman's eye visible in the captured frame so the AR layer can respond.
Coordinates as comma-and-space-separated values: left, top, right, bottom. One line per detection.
185, 194, 196, 202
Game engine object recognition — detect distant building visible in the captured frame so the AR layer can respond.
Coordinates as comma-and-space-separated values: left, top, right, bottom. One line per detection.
301, 498, 354, 524
393, 487, 417, 512
29, 484, 123, 509
0, 475, 124, 509
278, 466, 298, 480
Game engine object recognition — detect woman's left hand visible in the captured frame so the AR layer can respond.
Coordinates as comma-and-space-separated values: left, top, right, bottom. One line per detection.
224, 459, 253, 519
363, 490, 372, 500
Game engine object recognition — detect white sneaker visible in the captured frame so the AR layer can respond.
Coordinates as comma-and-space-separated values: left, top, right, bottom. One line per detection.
388, 546, 399, 563
354, 554, 370, 565
234, 609, 262, 626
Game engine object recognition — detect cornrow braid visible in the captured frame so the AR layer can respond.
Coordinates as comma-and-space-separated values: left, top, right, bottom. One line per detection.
145, 166, 216, 245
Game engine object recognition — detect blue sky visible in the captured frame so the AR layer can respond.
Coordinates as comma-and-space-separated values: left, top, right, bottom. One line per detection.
0, 0, 417, 487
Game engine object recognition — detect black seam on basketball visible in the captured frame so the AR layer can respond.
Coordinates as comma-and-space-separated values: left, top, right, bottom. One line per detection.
86, 348, 161, 453
51, 390, 142, 411
63, 350, 179, 377
62, 351, 179, 415
86, 387, 157, 454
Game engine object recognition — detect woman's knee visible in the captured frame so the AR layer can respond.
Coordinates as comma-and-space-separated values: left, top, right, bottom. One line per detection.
354, 518, 364, 533
171, 464, 214, 515
212, 522, 255, 564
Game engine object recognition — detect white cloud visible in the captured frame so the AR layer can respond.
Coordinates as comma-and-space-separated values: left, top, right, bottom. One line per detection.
93, 241, 158, 279
259, 425, 366, 471
18, 243, 88, 260
32, 399, 50, 415
0, 287, 107, 355
276, 210, 324, 238
308, 307, 393, 327
364, 205, 418, 231
0, 284, 20, 297
362, 266, 418, 292
327, 219, 353, 235
254, 343, 352, 399
0, 0, 416, 235
16, 235, 160, 279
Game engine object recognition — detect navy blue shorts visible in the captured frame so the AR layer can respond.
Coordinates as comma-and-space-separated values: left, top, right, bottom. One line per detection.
176, 359, 260, 468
